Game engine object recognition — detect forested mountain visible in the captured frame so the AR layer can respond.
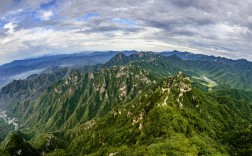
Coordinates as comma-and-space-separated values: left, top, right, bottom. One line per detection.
0, 51, 251, 155
0, 52, 121, 88
0, 67, 70, 108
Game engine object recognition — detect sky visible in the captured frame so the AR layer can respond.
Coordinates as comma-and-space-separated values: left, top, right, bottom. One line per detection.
0, 0, 252, 64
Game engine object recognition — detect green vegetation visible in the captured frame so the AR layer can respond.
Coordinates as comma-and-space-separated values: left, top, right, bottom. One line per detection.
65, 73, 251, 155
0, 52, 251, 155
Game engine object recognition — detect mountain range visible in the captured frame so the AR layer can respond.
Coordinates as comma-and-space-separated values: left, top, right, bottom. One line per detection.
0, 51, 136, 88
0, 51, 251, 155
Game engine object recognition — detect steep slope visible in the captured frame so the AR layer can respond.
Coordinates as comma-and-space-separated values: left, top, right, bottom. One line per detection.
187, 60, 252, 91
0, 70, 251, 155
0, 68, 69, 142
0, 119, 14, 142
65, 72, 251, 155
103, 52, 165, 68
105, 52, 195, 78
161, 51, 252, 91
130, 54, 194, 77
215, 88, 252, 103
105, 52, 252, 91
104, 53, 130, 67
8, 53, 195, 131
0, 67, 69, 109
8, 65, 157, 131
0, 52, 252, 155
4, 52, 252, 132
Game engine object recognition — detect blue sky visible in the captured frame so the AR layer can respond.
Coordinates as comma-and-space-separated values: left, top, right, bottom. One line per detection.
0, 0, 252, 64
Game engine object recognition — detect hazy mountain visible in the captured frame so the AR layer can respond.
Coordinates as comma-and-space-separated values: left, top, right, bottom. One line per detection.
0, 51, 120, 89
0, 67, 70, 109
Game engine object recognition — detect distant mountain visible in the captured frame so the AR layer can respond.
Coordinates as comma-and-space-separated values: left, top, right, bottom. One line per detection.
0, 51, 120, 88
104, 52, 252, 91
0, 51, 252, 155
160, 50, 234, 62
104, 52, 163, 67
0, 67, 69, 109
2, 50, 252, 90
2, 52, 252, 128
161, 50, 252, 71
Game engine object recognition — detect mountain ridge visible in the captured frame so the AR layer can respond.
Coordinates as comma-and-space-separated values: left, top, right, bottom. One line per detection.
0, 51, 251, 155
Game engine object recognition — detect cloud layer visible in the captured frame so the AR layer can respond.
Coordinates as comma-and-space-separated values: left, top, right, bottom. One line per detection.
0, 0, 252, 64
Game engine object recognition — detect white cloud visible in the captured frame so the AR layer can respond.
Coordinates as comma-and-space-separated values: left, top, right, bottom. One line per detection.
3, 22, 17, 33
247, 16, 252, 23
0, 26, 197, 64
1, 0, 252, 63
39, 10, 53, 21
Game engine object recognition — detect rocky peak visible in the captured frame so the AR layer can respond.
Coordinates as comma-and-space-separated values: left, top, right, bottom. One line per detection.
104, 53, 129, 67
114, 53, 127, 59
112, 53, 127, 61
159, 72, 192, 109
131, 52, 155, 58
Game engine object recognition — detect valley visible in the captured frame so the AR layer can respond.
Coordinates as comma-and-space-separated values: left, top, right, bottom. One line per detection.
1, 0, 252, 155
0, 51, 251, 155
